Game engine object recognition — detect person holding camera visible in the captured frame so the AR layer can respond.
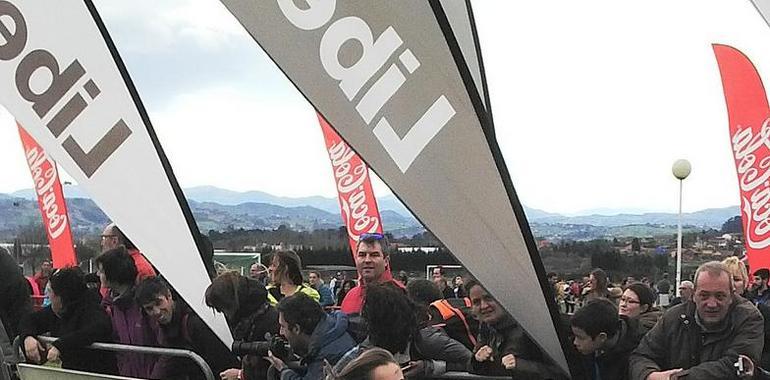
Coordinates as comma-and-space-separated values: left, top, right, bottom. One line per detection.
265, 293, 356, 380
206, 272, 280, 380
136, 277, 239, 380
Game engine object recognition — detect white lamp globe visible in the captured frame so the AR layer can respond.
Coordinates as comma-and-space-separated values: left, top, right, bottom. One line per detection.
672, 159, 691, 180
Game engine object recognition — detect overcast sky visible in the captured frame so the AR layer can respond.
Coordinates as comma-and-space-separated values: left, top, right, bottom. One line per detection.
1, 1, 766, 215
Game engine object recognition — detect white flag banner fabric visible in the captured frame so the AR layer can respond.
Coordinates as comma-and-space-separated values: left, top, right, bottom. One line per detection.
0, 1, 233, 346
438, 0, 489, 114
220, 0, 567, 373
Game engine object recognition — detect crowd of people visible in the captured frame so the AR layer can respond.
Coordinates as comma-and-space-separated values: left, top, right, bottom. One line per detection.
3, 225, 770, 380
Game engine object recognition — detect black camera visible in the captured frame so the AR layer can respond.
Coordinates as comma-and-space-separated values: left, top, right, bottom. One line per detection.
231, 334, 291, 360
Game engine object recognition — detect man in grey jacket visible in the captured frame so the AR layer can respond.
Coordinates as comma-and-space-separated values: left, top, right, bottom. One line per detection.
629, 261, 764, 380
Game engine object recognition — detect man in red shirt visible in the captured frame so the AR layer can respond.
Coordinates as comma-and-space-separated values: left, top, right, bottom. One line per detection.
340, 233, 402, 314
33, 260, 52, 294
101, 223, 155, 281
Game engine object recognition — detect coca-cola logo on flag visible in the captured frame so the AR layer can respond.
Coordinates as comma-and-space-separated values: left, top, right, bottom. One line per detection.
732, 122, 770, 249
25, 144, 70, 239
714, 43, 770, 271
18, 124, 77, 267
328, 139, 381, 241
319, 115, 383, 253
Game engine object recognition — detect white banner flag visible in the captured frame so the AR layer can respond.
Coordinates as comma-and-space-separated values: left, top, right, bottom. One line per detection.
0, 1, 232, 346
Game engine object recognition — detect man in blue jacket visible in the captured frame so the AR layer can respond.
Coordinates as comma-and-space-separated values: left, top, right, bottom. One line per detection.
266, 293, 356, 380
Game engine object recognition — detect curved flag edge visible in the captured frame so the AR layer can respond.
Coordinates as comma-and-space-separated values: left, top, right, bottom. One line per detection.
428, 0, 571, 375
216, 1, 567, 373
81, 0, 228, 343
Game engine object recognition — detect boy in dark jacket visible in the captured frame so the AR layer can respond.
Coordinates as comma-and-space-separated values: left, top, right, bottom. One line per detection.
19, 267, 117, 375
570, 298, 643, 380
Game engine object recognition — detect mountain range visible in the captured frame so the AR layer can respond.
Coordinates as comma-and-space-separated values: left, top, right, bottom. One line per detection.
2, 185, 740, 239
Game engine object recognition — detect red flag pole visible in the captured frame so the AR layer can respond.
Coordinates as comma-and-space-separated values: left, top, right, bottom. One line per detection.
713, 44, 770, 272
318, 114, 385, 256
18, 124, 78, 268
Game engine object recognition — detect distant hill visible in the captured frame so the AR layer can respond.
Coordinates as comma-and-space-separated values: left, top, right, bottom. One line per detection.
0, 195, 424, 239
2, 185, 739, 240
530, 207, 740, 229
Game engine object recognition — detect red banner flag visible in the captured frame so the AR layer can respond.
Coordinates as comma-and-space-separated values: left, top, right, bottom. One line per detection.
318, 114, 384, 256
18, 124, 77, 268
714, 44, 770, 272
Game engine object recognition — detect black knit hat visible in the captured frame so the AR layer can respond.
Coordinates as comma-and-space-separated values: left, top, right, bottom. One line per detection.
49, 267, 88, 306
626, 282, 655, 307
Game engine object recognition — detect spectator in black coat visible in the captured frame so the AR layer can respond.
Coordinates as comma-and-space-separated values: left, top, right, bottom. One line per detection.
0, 247, 32, 363
466, 279, 564, 379
205, 272, 280, 380
19, 267, 117, 375
0, 247, 32, 337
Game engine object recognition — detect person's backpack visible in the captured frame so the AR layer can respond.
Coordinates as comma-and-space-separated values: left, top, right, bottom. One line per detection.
429, 297, 478, 350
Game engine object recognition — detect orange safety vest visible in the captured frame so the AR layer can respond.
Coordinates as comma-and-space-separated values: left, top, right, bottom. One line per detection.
430, 298, 476, 347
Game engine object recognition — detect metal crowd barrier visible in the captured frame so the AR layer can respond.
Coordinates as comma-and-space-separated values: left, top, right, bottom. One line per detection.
12, 336, 215, 380
427, 373, 510, 379
9, 337, 518, 380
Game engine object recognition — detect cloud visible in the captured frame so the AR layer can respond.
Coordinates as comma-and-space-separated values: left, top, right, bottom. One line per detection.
92, 0, 294, 109
148, 85, 343, 198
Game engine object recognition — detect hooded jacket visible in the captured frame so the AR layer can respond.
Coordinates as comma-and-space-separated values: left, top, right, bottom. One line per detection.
278, 312, 356, 380
102, 286, 160, 378
629, 296, 764, 380
18, 292, 117, 375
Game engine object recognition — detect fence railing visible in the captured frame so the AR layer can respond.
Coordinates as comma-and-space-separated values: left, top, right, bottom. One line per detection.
9, 336, 517, 380
12, 336, 215, 380
427, 373, 509, 379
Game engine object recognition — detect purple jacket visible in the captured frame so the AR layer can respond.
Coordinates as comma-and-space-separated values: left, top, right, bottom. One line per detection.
103, 287, 160, 379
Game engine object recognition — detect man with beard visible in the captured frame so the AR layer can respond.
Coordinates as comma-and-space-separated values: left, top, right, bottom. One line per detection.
630, 261, 764, 380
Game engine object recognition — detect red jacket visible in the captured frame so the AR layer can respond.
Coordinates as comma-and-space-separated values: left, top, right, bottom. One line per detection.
340, 276, 404, 315
128, 249, 156, 281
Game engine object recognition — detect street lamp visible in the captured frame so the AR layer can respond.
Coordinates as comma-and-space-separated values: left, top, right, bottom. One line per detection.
672, 159, 691, 297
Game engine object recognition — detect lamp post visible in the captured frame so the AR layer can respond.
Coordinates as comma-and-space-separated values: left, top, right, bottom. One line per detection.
672, 159, 691, 297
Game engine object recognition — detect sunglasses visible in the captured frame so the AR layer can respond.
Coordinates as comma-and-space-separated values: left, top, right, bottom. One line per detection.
359, 232, 384, 240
